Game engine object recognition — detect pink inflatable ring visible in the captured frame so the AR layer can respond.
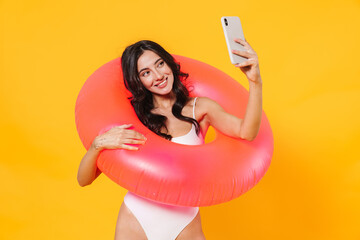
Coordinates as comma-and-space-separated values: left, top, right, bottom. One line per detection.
75, 55, 273, 207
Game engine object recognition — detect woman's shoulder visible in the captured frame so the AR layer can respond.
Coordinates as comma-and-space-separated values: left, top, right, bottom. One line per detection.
195, 96, 218, 107
193, 97, 221, 115
186, 96, 214, 107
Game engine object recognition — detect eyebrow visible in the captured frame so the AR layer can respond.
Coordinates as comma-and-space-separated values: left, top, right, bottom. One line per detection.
138, 58, 163, 74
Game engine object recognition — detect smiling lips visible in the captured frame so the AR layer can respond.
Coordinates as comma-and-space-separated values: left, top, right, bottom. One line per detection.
155, 77, 168, 88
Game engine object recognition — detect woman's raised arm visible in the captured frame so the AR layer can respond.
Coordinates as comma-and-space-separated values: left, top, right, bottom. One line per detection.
197, 39, 262, 141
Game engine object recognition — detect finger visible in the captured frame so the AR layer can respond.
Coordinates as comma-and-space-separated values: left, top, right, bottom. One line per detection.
120, 144, 139, 151
234, 38, 246, 45
232, 49, 251, 58
234, 38, 255, 51
235, 59, 253, 68
117, 124, 133, 129
234, 38, 251, 46
122, 139, 146, 145
125, 130, 147, 140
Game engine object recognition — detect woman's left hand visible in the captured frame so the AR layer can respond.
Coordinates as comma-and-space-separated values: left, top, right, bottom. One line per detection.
232, 39, 262, 84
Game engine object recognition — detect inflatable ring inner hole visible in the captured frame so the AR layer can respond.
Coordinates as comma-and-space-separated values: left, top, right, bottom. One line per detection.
203, 126, 216, 143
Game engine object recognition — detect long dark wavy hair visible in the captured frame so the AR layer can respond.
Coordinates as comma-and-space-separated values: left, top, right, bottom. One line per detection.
121, 40, 200, 140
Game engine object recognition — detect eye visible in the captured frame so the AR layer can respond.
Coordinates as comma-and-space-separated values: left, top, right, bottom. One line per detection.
158, 61, 165, 67
141, 71, 150, 77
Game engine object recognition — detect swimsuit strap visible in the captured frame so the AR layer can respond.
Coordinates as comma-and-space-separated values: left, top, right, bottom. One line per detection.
192, 97, 198, 119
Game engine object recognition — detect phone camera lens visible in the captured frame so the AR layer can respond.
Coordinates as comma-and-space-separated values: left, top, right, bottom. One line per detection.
224, 18, 228, 26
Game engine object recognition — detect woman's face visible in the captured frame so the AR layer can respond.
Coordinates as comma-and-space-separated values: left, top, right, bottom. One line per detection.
137, 50, 174, 96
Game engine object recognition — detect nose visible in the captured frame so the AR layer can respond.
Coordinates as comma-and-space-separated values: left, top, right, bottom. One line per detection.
154, 69, 164, 80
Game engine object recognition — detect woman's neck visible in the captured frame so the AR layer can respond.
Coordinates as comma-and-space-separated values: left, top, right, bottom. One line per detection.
152, 92, 176, 110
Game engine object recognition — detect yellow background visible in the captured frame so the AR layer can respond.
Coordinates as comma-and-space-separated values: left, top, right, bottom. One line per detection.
1, 0, 359, 239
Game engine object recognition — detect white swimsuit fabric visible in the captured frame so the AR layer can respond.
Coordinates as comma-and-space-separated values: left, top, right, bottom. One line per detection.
123, 97, 203, 240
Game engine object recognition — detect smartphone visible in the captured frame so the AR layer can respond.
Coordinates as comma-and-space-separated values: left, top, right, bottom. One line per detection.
221, 16, 246, 64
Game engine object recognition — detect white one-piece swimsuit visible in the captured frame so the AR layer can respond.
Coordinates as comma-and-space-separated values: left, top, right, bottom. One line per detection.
123, 97, 204, 240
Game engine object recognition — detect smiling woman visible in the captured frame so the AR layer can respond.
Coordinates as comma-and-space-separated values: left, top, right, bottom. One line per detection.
75, 40, 272, 240
138, 52, 172, 91
121, 40, 201, 141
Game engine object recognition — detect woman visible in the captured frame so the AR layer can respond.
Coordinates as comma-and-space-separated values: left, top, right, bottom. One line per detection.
77, 39, 262, 240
